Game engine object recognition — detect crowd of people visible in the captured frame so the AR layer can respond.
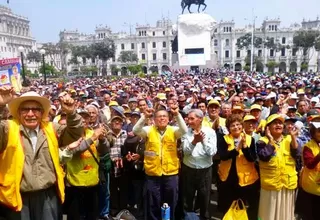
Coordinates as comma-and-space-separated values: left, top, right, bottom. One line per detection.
0, 70, 320, 220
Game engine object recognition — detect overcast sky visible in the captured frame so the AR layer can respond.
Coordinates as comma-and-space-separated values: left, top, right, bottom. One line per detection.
7, 0, 320, 42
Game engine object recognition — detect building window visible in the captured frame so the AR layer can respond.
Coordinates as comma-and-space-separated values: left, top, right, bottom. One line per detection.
275, 25, 278, 31
163, 41, 166, 48
225, 39, 230, 46
281, 48, 286, 56
163, 31, 165, 35
247, 50, 251, 56
292, 48, 298, 56
214, 39, 218, 46
13, 47, 15, 52
153, 31, 155, 36
225, 50, 229, 58
8, 47, 11, 52
4, 47, 6, 52
163, 53, 167, 60
236, 50, 240, 58
214, 29, 217, 33
270, 49, 274, 57
142, 53, 146, 60
282, 37, 286, 44
139, 31, 141, 36
215, 51, 218, 55
131, 43, 134, 50
121, 44, 125, 50
152, 42, 156, 48
153, 53, 157, 60
229, 27, 232, 32
223, 27, 226, 32
258, 49, 262, 57
141, 42, 145, 49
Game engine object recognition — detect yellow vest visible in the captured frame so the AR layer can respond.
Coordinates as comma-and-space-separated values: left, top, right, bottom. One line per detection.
301, 140, 320, 196
144, 126, 179, 176
202, 116, 226, 128
0, 120, 65, 211
259, 136, 297, 191
218, 134, 259, 186
66, 128, 99, 187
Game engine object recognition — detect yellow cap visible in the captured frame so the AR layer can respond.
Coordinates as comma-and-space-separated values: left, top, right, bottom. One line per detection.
109, 101, 119, 106
243, 115, 257, 122
156, 93, 167, 100
266, 114, 285, 125
250, 104, 262, 111
165, 88, 171, 92
232, 105, 244, 112
218, 91, 226, 96
208, 99, 221, 107
297, 89, 305, 95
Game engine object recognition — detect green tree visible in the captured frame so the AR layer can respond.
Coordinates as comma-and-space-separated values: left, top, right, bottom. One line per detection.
293, 30, 320, 62
244, 55, 264, 72
236, 33, 263, 50
110, 65, 120, 75
301, 63, 309, 71
266, 61, 279, 73
26, 51, 41, 63
41, 42, 70, 72
127, 65, 142, 74
38, 64, 57, 76
118, 51, 138, 63
243, 65, 250, 71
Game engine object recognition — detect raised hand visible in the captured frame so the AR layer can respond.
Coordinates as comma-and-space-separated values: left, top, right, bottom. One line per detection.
92, 124, 107, 141
0, 86, 15, 105
144, 108, 154, 118
170, 105, 180, 116
265, 126, 273, 141
66, 137, 83, 151
59, 92, 76, 115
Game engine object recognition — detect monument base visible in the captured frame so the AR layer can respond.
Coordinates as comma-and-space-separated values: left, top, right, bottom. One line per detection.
177, 13, 216, 69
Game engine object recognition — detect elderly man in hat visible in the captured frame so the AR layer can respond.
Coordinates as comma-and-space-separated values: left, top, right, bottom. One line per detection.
0, 86, 83, 220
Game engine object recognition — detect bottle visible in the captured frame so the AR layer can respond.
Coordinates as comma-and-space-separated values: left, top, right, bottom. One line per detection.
161, 203, 170, 220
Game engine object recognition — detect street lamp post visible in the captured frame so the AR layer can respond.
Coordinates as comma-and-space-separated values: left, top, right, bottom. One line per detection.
39, 49, 46, 84
18, 46, 26, 85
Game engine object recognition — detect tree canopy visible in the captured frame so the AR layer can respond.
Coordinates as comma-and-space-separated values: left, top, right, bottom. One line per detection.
117, 51, 138, 63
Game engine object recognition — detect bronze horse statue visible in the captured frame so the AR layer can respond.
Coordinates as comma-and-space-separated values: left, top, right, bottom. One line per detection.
181, 0, 207, 14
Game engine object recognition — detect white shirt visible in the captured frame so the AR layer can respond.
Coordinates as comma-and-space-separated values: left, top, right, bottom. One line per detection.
25, 126, 40, 152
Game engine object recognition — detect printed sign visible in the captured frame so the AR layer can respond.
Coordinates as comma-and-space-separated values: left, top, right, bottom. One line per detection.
0, 58, 22, 92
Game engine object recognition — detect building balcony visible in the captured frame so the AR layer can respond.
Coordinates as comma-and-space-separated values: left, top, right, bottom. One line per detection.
268, 56, 276, 60
279, 56, 287, 61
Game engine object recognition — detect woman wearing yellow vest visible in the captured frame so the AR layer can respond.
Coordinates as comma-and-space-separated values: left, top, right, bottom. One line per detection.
296, 121, 320, 220
217, 114, 259, 220
256, 114, 298, 220
63, 110, 110, 220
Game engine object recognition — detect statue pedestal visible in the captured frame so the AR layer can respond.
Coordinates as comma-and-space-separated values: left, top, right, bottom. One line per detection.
177, 13, 216, 69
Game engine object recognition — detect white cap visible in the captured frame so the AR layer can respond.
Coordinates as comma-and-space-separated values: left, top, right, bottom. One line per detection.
214, 96, 222, 101
311, 97, 319, 103
266, 84, 272, 89
289, 93, 299, 100
266, 92, 276, 99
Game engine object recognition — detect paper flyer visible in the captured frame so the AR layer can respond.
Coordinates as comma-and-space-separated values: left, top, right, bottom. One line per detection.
0, 58, 22, 92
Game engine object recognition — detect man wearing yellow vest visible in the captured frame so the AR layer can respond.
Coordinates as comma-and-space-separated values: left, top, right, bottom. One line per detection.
63, 109, 110, 220
133, 105, 187, 220
0, 86, 83, 220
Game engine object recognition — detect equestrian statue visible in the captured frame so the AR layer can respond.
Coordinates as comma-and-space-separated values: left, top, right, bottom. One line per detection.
181, 0, 207, 14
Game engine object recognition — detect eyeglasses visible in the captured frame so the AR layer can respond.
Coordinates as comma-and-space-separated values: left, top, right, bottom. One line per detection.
20, 107, 43, 114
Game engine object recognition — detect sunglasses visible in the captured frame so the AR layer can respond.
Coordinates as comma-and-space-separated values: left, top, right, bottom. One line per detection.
20, 107, 43, 114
